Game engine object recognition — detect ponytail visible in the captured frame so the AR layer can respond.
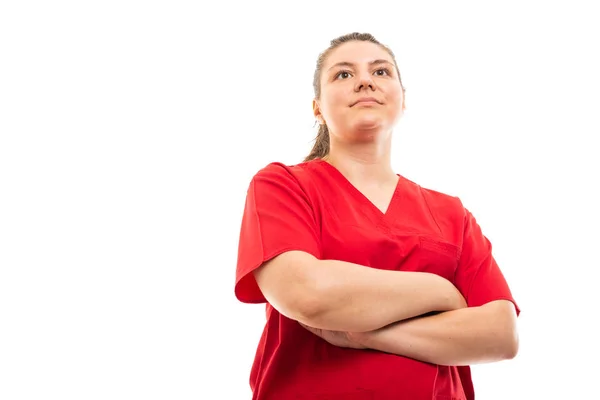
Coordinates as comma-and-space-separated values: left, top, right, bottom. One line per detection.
303, 124, 330, 162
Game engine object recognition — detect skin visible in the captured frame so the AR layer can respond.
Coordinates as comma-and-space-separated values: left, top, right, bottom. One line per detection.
302, 40, 519, 366
302, 299, 519, 366
313, 41, 405, 162
313, 40, 406, 212
252, 41, 472, 335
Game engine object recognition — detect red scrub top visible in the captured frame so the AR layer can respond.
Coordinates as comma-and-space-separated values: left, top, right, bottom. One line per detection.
235, 159, 520, 400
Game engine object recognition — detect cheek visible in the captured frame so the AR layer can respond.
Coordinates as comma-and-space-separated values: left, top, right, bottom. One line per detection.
387, 86, 403, 105
386, 88, 404, 115
322, 91, 347, 120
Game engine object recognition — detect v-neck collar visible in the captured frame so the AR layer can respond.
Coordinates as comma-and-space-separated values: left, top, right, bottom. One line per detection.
313, 159, 404, 220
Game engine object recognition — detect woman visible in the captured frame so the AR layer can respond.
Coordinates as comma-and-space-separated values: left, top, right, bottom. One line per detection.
235, 32, 520, 400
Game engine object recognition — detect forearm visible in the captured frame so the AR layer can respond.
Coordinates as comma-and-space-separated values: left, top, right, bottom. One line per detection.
358, 300, 519, 366
301, 259, 463, 333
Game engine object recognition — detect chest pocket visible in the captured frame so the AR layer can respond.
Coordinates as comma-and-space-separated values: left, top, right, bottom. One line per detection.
321, 222, 412, 270
416, 235, 461, 282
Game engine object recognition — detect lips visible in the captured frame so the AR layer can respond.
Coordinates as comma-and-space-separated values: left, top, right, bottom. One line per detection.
350, 97, 382, 107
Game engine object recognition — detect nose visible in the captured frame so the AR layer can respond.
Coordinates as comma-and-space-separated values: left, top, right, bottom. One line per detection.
354, 72, 375, 92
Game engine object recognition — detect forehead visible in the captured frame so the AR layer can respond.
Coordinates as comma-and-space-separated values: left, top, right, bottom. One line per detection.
324, 41, 393, 69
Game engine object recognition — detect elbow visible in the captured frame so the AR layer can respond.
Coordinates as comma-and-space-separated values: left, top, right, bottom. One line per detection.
503, 329, 520, 360
292, 296, 324, 324
289, 279, 329, 324
254, 251, 326, 323
264, 284, 323, 324
276, 277, 327, 324
485, 300, 520, 361
287, 276, 336, 327
498, 321, 519, 360
262, 288, 323, 324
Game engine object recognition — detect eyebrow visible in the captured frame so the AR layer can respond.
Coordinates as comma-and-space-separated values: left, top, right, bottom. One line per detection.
327, 59, 394, 72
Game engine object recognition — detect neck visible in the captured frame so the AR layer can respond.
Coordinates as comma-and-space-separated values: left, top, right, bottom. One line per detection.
323, 136, 396, 185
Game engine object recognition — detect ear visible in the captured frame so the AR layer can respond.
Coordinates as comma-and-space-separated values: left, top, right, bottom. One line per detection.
401, 90, 406, 112
312, 99, 323, 123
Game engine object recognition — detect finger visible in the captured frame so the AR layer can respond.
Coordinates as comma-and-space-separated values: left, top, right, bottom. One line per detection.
298, 322, 316, 332
299, 323, 323, 337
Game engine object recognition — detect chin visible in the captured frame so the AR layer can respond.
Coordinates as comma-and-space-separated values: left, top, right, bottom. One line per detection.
348, 122, 390, 143
352, 117, 384, 132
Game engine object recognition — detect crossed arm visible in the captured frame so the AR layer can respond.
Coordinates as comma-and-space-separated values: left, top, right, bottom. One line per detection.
350, 299, 519, 366
254, 250, 519, 366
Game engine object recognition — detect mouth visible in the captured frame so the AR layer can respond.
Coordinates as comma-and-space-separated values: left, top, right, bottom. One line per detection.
350, 97, 382, 107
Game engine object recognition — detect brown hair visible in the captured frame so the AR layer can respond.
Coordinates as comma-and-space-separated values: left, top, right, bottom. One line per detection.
304, 32, 405, 162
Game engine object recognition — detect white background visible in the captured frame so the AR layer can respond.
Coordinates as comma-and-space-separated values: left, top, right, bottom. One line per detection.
1, 1, 599, 399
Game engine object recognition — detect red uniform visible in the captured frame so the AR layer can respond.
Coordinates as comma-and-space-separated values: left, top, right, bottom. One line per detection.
235, 159, 520, 400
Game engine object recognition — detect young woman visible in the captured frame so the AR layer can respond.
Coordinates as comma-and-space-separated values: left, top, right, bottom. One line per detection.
235, 32, 520, 400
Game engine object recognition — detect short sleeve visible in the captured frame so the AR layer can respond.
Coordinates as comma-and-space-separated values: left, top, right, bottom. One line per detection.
234, 163, 322, 304
454, 207, 521, 316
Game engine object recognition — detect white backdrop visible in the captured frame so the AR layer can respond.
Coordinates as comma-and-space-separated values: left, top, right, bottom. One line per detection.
1, 1, 599, 399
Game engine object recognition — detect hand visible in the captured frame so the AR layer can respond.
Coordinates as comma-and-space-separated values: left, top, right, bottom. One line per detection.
299, 322, 367, 350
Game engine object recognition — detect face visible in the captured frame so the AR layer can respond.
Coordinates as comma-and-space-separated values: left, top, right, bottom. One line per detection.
314, 41, 405, 143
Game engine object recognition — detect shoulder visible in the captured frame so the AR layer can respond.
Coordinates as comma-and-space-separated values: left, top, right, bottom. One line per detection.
401, 174, 467, 223
401, 175, 462, 206
422, 184, 464, 213
251, 160, 320, 187
242, 161, 323, 203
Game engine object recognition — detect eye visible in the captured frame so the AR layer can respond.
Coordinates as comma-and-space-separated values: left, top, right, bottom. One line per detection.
335, 70, 352, 80
374, 68, 391, 76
